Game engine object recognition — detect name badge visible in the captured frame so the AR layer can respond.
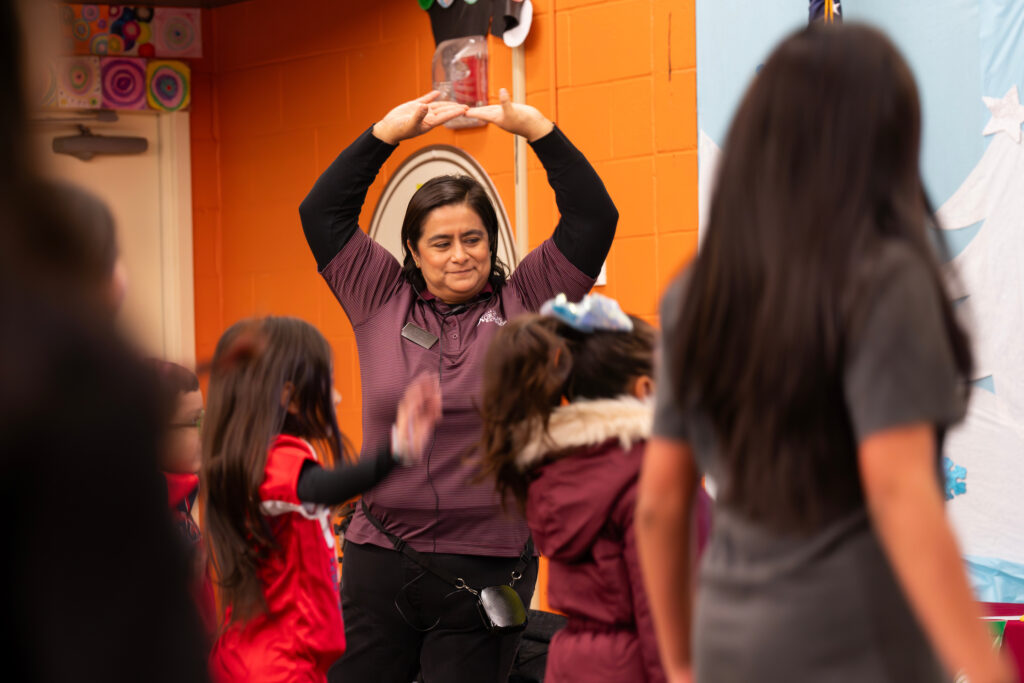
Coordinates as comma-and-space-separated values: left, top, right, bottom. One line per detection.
401, 322, 439, 350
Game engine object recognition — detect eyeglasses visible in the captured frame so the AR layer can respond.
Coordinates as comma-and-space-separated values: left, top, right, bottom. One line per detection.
170, 412, 204, 431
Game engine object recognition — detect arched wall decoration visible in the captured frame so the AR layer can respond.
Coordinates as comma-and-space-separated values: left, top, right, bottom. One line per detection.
368, 145, 519, 271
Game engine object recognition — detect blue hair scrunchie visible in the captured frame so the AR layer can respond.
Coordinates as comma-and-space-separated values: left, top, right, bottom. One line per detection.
540, 293, 634, 333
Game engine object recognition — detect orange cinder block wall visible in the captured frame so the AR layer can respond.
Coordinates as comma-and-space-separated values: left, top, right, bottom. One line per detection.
190, 0, 698, 613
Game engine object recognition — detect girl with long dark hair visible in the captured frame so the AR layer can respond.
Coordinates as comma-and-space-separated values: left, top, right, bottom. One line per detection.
203, 316, 440, 682
635, 23, 1015, 683
479, 295, 665, 683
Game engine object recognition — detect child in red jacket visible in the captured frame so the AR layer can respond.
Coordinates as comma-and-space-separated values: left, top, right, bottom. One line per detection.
479, 294, 667, 683
202, 316, 439, 682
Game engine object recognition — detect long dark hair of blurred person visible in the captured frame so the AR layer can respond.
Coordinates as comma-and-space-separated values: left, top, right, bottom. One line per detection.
0, 1, 211, 680
635, 23, 1016, 683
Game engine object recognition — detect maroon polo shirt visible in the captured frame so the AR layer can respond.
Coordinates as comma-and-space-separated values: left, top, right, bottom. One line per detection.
324, 231, 594, 556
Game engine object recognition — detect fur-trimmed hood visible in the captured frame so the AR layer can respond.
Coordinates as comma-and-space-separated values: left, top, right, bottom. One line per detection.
522, 395, 653, 565
515, 396, 654, 471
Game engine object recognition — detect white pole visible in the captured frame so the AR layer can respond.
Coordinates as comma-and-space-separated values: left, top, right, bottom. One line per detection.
512, 43, 529, 262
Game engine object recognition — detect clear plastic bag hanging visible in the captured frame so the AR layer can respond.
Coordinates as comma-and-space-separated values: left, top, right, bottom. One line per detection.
431, 36, 488, 129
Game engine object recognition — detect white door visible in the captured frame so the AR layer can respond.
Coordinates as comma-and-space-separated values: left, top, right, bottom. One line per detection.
29, 110, 195, 366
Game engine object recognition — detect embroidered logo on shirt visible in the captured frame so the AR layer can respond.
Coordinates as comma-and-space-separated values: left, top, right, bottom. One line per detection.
477, 310, 508, 327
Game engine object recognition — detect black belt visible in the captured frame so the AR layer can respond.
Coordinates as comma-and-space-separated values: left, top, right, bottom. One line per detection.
360, 498, 534, 592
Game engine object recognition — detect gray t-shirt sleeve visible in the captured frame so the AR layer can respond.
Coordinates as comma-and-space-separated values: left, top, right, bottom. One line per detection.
653, 271, 691, 441
843, 245, 966, 442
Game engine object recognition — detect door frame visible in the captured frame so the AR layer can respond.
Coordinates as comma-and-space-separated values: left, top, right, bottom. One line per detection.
157, 111, 196, 368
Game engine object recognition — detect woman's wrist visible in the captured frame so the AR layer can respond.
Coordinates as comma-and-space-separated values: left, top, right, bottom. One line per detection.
372, 121, 399, 146
525, 117, 554, 143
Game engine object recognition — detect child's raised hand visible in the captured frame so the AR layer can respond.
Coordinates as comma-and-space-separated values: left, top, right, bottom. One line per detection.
392, 373, 442, 465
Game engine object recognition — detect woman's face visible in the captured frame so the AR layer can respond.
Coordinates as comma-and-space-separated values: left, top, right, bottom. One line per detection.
164, 389, 204, 474
409, 203, 491, 304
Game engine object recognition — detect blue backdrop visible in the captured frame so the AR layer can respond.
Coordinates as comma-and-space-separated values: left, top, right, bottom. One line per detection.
695, 0, 1024, 603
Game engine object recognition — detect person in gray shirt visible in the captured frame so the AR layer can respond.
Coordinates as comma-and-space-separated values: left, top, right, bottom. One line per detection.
634, 23, 1016, 683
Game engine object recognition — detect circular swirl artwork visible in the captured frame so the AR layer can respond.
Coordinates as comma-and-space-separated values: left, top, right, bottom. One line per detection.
101, 57, 147, 110
152, 10, 202, 58
146, 60, 190, 111
58, 56, 101, 109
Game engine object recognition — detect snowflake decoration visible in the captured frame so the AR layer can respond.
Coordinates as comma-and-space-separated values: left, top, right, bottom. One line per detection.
944, 457, 967, 501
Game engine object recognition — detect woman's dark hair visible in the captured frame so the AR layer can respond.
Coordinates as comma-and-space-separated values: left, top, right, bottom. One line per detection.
400, 175, 509, 293
671, 23, 973, 531
201, 316, 348, 623
478, 313, 656, 509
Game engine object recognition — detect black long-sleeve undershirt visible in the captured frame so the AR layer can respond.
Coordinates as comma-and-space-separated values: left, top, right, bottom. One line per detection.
299, 125, 617, 279
295, 449, 395, 506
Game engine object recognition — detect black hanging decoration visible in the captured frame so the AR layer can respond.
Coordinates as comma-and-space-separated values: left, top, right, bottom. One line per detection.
425, 0, 527, 46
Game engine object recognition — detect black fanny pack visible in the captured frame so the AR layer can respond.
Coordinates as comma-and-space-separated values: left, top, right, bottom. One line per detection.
360, 499, 532, 635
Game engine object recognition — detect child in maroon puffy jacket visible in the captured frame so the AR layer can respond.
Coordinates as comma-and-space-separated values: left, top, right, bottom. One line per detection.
479, 294, 667, 683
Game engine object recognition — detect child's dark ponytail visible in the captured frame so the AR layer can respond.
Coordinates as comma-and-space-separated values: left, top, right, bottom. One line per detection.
478, 315, 574, 509
478, 305, 656, 511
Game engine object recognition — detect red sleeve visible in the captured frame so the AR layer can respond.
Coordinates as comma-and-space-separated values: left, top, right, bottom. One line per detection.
320, 229, 405, 329
619, 486, 669, 683
260, 439, 317, 505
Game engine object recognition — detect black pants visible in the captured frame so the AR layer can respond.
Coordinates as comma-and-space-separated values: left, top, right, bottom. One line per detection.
328, 541, 538, 683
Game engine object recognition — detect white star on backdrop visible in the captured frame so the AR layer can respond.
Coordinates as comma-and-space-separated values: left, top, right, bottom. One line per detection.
982, 85, 1024, 143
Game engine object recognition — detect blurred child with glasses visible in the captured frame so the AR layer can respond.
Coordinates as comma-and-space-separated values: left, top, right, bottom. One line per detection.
150, 359, 215, 637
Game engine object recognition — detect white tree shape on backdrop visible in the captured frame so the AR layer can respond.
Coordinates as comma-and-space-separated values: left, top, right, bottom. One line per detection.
937, 85, 1024, 569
